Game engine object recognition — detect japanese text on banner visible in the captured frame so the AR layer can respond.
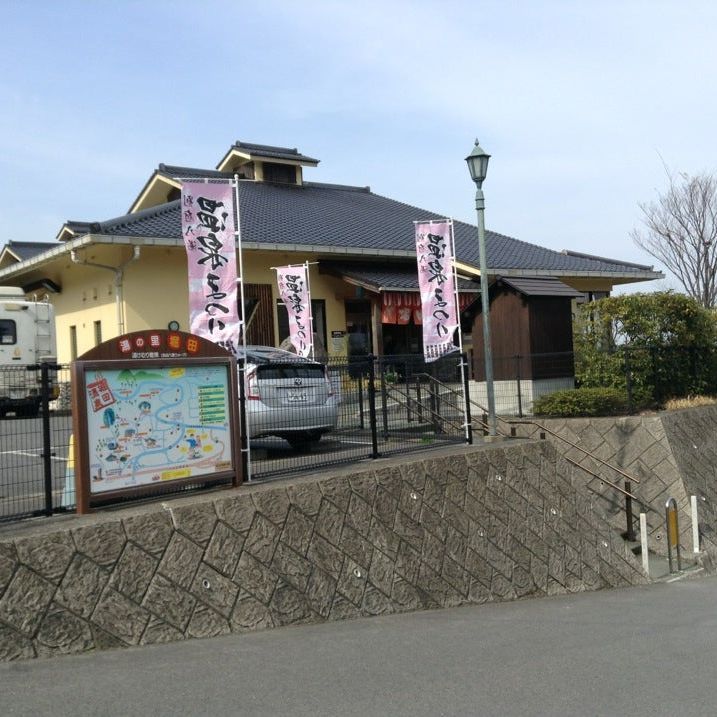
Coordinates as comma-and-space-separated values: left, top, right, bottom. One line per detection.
276, 265, 313, 358
415, 221, 459, 362
181, 181, 242, 356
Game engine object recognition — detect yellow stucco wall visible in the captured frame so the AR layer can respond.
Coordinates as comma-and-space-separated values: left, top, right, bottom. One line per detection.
52, 248, 126, 363
50, 246, 352, 362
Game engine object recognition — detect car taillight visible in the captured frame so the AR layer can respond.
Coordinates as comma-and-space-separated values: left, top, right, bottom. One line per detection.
324, 367, 334, 396
246, 368, 261, 400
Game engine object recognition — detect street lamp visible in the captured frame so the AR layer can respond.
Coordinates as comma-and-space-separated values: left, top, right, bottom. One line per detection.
465, 139, 496, 436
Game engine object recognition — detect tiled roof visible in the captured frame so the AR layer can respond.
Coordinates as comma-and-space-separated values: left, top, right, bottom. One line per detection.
497, 276, 584, 297
75, 179, 655, 277
1, 241, 56, 261
158, 164, 233, 180
321, 262, 478, 292
9, 170, 660, 282
228, 141, 319, 164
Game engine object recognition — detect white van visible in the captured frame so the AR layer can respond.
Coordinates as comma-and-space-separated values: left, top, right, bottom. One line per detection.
0, 287, 57, 417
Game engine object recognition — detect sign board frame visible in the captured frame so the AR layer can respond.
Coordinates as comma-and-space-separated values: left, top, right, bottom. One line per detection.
71, 330, 242, 513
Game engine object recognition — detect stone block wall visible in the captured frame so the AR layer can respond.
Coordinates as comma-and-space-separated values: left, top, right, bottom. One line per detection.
510, 407, 717, 555
0, 440, 647, 662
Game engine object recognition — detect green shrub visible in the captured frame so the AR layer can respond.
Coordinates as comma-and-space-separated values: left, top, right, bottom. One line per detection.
573, 292, 717, 405
532, 387, 629, 417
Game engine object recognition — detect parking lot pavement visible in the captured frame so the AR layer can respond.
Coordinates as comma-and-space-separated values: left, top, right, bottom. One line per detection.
0, 408, 465, 519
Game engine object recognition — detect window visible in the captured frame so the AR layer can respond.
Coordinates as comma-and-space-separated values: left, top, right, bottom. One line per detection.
0, 319, 16, 345
70, 325, 78, 360
277, 299, 327, 351
94, 320, 102, 346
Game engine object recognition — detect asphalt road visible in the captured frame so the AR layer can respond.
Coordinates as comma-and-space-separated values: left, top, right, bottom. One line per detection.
3, 574, 717, 716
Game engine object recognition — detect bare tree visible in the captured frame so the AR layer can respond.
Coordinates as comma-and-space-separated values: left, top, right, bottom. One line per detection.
632, 169, 717, 307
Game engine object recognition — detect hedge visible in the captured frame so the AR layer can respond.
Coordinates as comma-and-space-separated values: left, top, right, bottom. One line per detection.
532, 387, 629, 417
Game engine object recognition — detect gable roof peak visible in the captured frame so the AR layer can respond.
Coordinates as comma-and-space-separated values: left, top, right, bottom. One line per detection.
216, 140, 319, 170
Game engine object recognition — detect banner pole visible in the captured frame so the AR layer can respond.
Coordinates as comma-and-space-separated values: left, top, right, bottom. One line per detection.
234, 175, 251, 482
450, 219, 471, 444
304, 260, 315, 361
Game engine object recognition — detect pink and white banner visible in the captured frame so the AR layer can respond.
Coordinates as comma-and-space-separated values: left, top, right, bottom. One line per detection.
415, 220, 459, 362
276, 265, 313, 358
181, 181, 242, 356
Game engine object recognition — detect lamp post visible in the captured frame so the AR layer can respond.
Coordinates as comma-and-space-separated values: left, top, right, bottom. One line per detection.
465, 139, 496, 436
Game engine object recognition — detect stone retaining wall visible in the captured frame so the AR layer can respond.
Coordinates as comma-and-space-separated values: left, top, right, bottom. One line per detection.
510, 406, 717, 555
0, 440, 647, 662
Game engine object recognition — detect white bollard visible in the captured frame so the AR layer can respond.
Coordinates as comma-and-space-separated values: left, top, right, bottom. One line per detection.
640, 513, 649, 575
691, 495, 700, 553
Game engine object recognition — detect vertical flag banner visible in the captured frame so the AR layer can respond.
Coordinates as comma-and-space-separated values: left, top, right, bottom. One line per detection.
276, 265, 313, 357
181, 181, 242, 356
415, 220, 459, 362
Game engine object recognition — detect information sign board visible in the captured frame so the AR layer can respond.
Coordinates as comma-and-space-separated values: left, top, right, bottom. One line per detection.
71, 331, 241, 513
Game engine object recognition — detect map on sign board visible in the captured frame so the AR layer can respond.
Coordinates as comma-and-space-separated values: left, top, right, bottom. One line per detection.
84, 364, 233, 494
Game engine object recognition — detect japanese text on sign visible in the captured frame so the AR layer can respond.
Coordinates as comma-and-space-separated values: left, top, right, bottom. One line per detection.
181, 181, 242, 356
415, 220, 459, 362
276, 265, 313, 358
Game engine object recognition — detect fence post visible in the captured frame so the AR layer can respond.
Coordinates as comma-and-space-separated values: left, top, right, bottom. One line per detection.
691, 495, 700, 553
624, 480, 636, 541
404, 360, 412, 423
623, 347, 633, 413
651, 346, 660, 404
665, 497, 682, 573
429, 364, 440, 434
39, 362, 55, 516
461, 352, 473, 445
415, 375, 423, 423
379, 357, 389, 440
514, 354, 523, 418
238, 356, 250, 483
640, 513, 649, 574
358, 375, 365, 430
367, 355, 379, 459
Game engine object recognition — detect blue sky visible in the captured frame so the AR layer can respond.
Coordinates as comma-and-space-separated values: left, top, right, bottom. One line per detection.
3, 0, 717, 292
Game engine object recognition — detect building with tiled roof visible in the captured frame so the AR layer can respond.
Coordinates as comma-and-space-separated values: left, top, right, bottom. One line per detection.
0, 141, 662, 363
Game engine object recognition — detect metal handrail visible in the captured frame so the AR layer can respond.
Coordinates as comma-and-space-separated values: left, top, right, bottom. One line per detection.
510, 419, 640, 484
564, 457, 648, 508
412, 371, 644, 487
381, 381, 465, 433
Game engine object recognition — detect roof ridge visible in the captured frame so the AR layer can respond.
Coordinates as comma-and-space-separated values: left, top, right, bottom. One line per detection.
303, 181, 370, 192
234, 141, 299, 154
159, 163, 234, 178
69, 200, 180, 235
561, 249, 654, 271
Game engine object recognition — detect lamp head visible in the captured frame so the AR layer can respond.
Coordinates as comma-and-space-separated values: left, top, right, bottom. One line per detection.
465, 139, 490, 187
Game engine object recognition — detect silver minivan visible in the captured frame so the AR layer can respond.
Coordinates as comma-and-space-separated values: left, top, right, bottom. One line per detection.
240, 346, 339, 449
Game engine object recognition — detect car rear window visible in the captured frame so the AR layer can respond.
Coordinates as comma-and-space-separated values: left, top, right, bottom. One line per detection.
257, 364, 325, 380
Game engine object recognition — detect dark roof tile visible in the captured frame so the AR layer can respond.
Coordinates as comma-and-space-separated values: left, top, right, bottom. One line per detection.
321, 262, 477, 292
2, 241, 56, 261
49, 174, 658, 278
230, 141, 319, 164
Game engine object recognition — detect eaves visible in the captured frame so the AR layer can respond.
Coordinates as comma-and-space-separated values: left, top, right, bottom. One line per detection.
0, 234, 664, 283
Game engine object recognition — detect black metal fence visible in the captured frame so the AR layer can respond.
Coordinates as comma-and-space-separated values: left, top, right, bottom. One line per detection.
0, 364, 73, 523
0, 353, 470, 523
474, 344, 717, 416
246, 352, 470, 481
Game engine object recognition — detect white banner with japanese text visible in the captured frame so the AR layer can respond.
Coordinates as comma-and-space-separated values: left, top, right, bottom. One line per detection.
181, 181, 242, 356
276, 265, 313, 358
415, 220, 459, 362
